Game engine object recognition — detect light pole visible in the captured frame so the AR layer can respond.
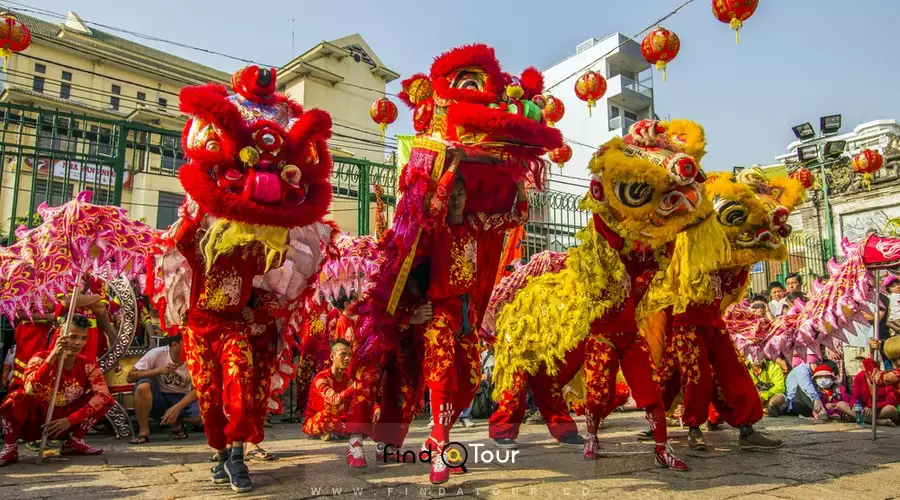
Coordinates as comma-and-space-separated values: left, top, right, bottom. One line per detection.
789, 115, 844, 259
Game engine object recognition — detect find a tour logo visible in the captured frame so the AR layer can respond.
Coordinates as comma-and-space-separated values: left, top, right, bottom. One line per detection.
382, 442, 518, 469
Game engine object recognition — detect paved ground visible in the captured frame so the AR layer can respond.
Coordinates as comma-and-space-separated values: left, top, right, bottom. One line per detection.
2, 412, 900, 499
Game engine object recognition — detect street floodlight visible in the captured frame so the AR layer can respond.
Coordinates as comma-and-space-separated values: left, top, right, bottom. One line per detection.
733, 166, 746, 174
792, 122, 816, 141
797, 144, 819, 162
820, 114, 842, 135
823, 140, 846, 159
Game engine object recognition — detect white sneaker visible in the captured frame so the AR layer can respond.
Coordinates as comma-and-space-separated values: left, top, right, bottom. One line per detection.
426, 419, 435, 429
459, 418, 474, 428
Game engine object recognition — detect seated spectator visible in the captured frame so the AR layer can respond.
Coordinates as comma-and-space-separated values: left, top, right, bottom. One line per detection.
303, 339, 355, 439
886, 274, 900, 335
0, 315, 114, 466
809, 364, 853, 422
785, 273, 803, 293
748, 359, 786, 415
768, 282, 787, 318
127, 333, 199, 444
458, 347, 495, 427
771, 360, 823, 418
849, 359, 899, 426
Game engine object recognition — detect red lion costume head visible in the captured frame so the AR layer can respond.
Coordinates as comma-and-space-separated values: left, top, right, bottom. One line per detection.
399, 44, 562, 189
179, 65, 333, 228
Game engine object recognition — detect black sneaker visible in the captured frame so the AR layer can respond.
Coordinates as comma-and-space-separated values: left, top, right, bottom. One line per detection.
766, 406, 781, 418
558, 433, 585, 445
224, 451, 253, 493
636, 427, 654, 441
494, 438, 519, 450
211, 450, 229, 484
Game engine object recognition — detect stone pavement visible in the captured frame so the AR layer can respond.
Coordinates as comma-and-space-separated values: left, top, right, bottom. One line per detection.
2, 412, 900, 499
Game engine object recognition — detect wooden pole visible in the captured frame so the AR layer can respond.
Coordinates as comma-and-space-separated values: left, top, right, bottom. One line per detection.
36, 274, 82, 465
871, 269, 880, 441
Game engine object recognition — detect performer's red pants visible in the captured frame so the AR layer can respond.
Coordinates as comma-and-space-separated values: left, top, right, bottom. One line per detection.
489, 341, 585, 440
246, 325, 278, 445
183, 311, 256, 450
302, 411, 346, 437
346, 330, 424, 448
1, 390, 112, 444
668, 324, 763, 428
584, 332, 668, 443
422, 302, 480, 451
372, 337, 424, 448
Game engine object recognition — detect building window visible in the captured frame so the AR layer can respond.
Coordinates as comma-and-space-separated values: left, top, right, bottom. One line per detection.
158, 97, 168, 108
34, 179, 73, 208
38, 116, 79, 152
32, 75, 45, 93
624, 110, 638, 121
160, 135, 181, 172
110, 84, 121, 110
156, 191, 184, 229
60, 71, 72, 99
137, 91, 146, 101
34, 63, 45, 74
610, 106, 620, 118
88, 125, 114, 156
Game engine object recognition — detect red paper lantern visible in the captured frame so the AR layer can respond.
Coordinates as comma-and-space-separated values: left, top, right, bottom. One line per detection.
789, 167, 813, 189
543, 95, 565, 127
369, 97, 398, 137
0, 12, 31, 72
549, 143, 573, 170
712, 0, 759, 44
641, 27, 680, 82
852, 148, 884, 190
574, 71, 607, 117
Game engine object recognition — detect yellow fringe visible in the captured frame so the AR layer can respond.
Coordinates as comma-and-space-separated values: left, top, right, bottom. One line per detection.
662, 119, 708, 163
491, 221, 626, 398
199, 219, 288, 273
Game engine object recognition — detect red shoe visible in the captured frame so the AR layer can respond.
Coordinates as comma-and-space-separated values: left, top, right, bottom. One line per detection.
654, 444, 689, 471
429, 454, 450, 485
0, 444, 19, 466
449, 466, 466, 475
347, 441, 367, 468
61, 438, 103, 456
583, 435, 600, 460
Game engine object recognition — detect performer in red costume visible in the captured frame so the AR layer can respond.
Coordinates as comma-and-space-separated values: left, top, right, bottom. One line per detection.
8, 310, 56, 393
649, 169, 801, 451
344, 44, 562, 486
0, 314, 113, 466
303, 338, 354, 438
152, 65, 336, 492
51, 276, 117, 363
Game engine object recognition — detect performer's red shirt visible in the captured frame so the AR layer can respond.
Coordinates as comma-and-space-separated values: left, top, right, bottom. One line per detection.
175, 218, 268, 314
421, 170, 528, 302
22, 350, 113, 425
673, 268, 750, 328
305, 367, 353, 417
9, 319, 54, 390
589, 215, 665, 335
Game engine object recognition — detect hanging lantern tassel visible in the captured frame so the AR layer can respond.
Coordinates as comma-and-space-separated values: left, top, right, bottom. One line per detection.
731, 18, 743, 44
0, 49, 9, 72
587, 99, 594, 117
656, 60, 668, 82
379, 122, 387, 138
863, 173, 873, 191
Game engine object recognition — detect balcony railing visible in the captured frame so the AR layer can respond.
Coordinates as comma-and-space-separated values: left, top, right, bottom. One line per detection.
609, 116, 636, 132
619, 76, 653, 98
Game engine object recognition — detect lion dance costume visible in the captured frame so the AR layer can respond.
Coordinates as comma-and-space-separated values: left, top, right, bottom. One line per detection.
489, 120, 730, 470
344, 44, 562, 485
652, 167, 803, 451
149, 66, 336, 492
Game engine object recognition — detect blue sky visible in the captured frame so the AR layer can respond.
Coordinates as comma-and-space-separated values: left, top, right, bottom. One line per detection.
30, 0, 900, 173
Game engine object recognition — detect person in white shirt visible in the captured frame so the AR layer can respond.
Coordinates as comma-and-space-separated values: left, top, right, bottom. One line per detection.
885, 275, 900, 334
126, 334, 198, 443
768, 282, 787, 318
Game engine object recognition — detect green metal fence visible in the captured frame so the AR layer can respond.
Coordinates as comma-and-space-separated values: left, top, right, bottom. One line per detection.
747, 232, 829, 296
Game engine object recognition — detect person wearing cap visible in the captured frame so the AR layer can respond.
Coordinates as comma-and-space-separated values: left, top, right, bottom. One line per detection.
809, 364, 852, 422
747, 359, 786, 416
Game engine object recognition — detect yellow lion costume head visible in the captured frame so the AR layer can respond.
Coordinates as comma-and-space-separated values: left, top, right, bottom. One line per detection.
705, 167, 806, 268
583, 119, 713, 249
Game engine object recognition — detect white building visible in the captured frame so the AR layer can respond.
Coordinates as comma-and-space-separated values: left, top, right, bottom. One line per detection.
542, 34, 654, 196
774, 119, 900, 166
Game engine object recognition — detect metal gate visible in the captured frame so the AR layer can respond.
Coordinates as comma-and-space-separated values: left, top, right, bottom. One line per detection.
748, 232, 829, 295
